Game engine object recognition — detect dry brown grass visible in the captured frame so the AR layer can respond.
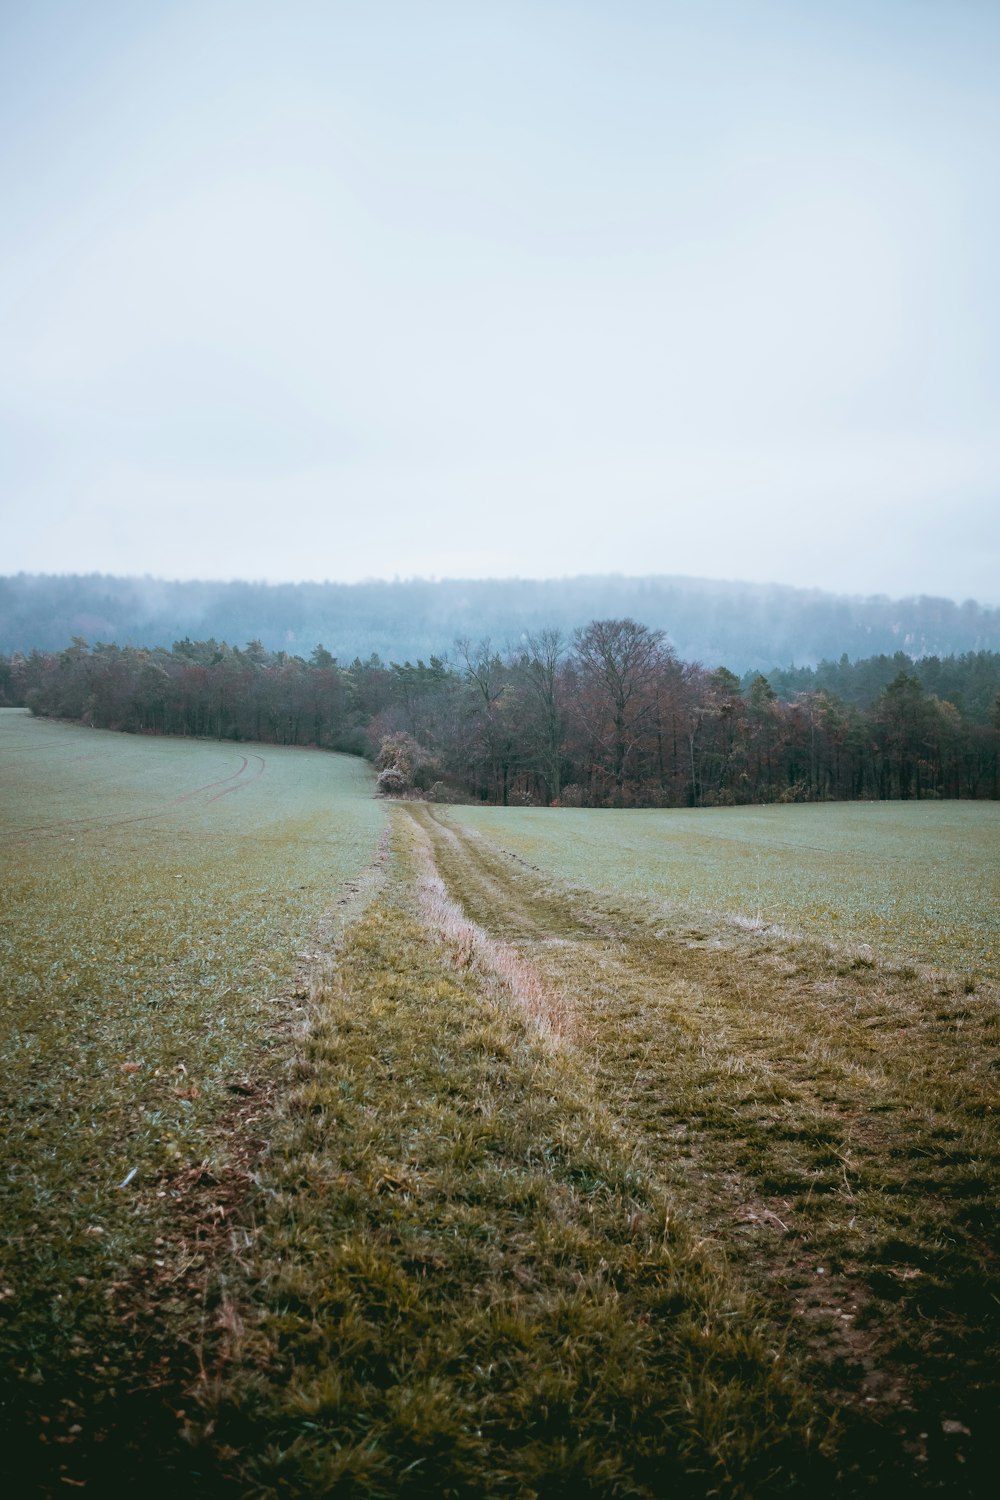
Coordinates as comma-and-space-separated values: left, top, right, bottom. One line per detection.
410, 812, 573, 1041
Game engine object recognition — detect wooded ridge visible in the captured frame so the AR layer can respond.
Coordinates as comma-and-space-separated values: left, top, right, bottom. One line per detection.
3, 572, 998, 670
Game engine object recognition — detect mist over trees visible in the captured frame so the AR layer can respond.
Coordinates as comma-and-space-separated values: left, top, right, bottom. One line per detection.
2, 572, 998, 672
5, 625, 998, 806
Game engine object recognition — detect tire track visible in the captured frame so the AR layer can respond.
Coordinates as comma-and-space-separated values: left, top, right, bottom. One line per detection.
206, 753, 266, 801
0, 738, 99, 756
407, 803, 1000, 1495
2, 751, 265, 846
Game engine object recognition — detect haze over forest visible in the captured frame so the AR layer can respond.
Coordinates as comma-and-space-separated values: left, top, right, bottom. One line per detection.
2, 571, 998, 675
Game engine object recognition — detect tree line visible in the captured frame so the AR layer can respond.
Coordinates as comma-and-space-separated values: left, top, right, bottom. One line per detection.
2, 622, 998, 805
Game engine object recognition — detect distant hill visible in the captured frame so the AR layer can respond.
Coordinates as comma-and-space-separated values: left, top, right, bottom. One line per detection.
1, 572, 997, 671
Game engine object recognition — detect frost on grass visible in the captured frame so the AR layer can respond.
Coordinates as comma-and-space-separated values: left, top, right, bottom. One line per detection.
408, 818, 572, 1041
448, 800, 1000, 981
729, 912, 793, 939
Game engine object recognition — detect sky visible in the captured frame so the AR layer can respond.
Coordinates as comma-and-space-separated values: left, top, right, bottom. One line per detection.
1, 0, 998, 603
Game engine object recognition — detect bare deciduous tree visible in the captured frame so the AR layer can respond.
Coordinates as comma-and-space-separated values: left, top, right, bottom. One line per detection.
572, 618, 671, 802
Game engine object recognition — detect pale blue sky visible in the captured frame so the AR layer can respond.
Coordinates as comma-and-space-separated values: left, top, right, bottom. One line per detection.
1, 0, 998, 601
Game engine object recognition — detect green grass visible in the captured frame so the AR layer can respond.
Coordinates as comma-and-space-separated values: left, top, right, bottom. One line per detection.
410, 806, 1000, 1494
0, 709, 385, 1490
187, 841, 833, 1498
446, 801, 1000, 979
3, 712, 997, 1496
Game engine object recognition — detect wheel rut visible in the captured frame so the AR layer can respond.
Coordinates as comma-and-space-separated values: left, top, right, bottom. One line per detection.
406, 804, 1000, 1495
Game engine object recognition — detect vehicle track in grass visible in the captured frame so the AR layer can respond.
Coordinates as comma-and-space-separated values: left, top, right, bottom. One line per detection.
205, 752, 265, 802
2, 749, 266, 844
408, 803, 1000, 1496
0, 733, 102, 756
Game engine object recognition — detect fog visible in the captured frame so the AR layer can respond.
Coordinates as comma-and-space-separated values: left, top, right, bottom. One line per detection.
1, 1, 998, 603
4, 573, 997, 675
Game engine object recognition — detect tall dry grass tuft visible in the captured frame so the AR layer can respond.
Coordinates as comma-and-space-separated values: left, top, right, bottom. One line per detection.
409, 819, 573, 1041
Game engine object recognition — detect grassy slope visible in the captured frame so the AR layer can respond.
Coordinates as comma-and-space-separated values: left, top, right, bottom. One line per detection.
0, 711, 385, 1493
446, 802, 1000, 981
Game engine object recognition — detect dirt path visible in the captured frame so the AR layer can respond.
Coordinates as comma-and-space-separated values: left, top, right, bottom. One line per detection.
408, 804, 1000, 1496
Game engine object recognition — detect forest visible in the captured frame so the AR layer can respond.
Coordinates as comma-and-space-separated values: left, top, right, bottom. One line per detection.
2, 571, 998, 670
3, 621, 998, 807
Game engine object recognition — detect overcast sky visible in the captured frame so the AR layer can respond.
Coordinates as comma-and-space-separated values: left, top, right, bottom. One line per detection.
1, 0, 998, 602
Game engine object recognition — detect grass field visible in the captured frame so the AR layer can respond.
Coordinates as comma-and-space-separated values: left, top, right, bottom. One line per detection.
447, 801, 1000, 981
0, 709, 385, 1492
405, 805, 1000, 1495
2, 713, 998, 1497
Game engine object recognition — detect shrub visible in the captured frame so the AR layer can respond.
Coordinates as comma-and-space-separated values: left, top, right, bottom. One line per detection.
375, 731, 439, 793
375, 765, 409, 796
